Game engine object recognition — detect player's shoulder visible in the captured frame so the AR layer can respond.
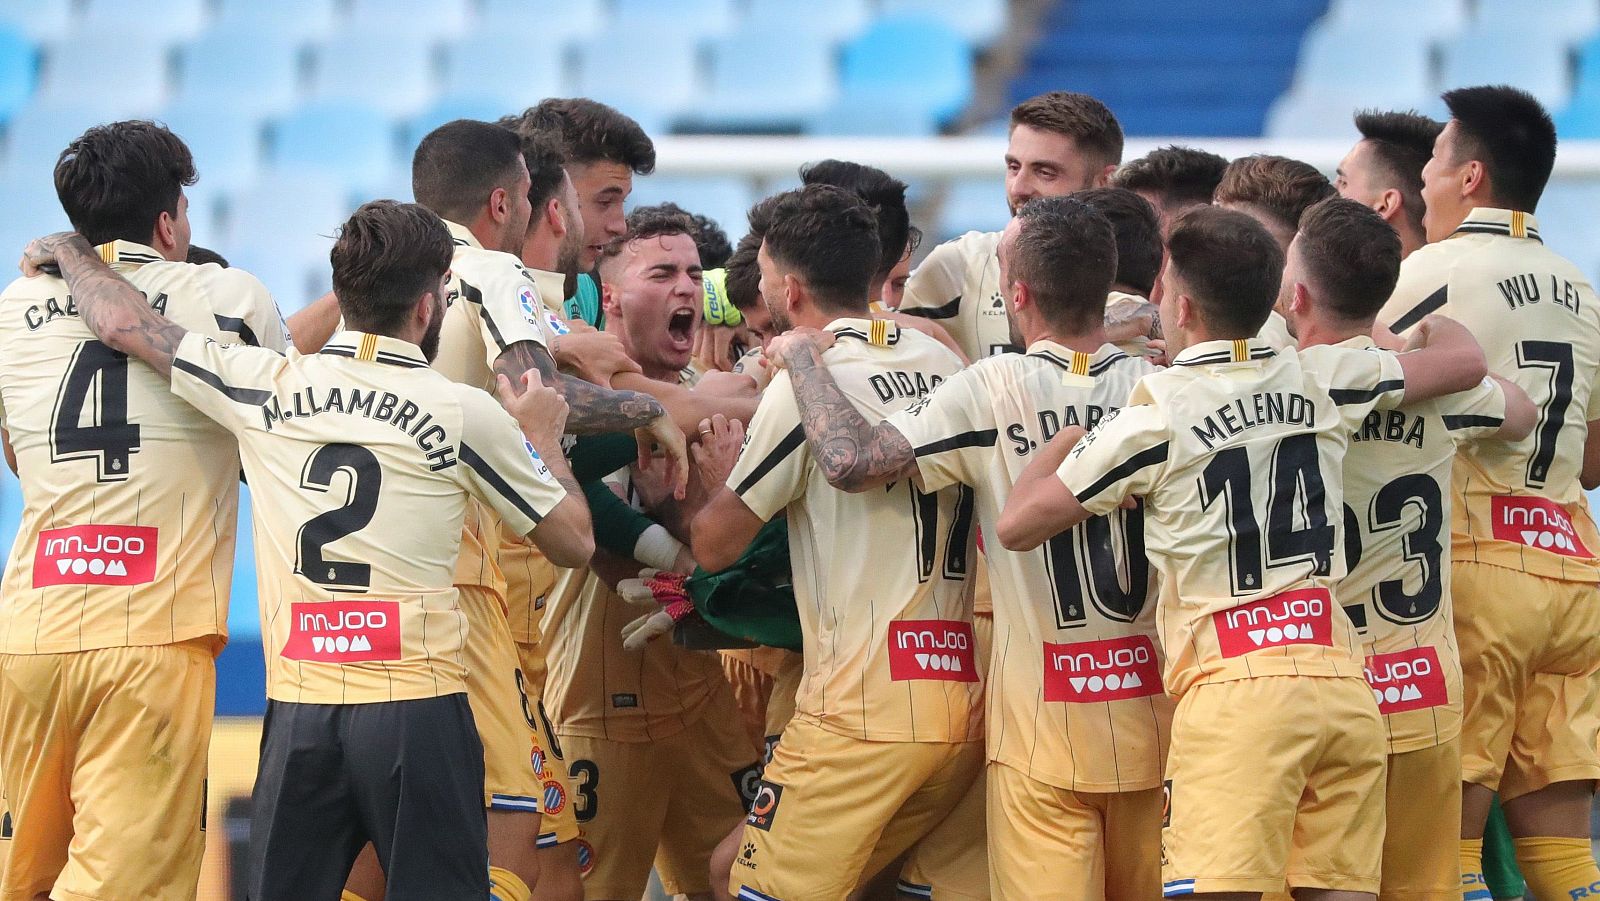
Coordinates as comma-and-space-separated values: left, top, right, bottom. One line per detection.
0, 271, 58, 303
455, 243, 537, 284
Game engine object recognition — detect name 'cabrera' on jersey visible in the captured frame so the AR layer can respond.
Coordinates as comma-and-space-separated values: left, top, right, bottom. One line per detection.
0, 241, 288, 655
168, 330, 567, 704
887, 341, 1170, 792
1381, 209, 1600, 582
729, 319, 981, 742
1057, 339, 1408, 695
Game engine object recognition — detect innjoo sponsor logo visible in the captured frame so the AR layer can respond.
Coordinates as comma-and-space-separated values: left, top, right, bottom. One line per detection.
280, 600, 402, 662
1213, 587, 1334, 658
34, 524, 158, 587
1363, 646, 1447, 715
887, 620, 979, 682
1491, 496, 1591, 557
1043, 634, 1162, 702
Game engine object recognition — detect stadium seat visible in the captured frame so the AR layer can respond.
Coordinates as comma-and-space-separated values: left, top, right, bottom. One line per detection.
0, 23, 36, 126
611, 0, 737, 40
403, 93, 520, 151
176, 28, 303, 118
571, 33, 700, 129
157, 102, 263, 191
1323, 0, 1468, 41
439, 28, 566, 114
308, 30, 440, 116
221, 173, 351, 309
78, 0, 208, 42
1262, 90, 1364, 139
211, 0, 338, 42
807, 99, 939, 136
346, 0, 472, 42
1473, 0, 1599, 42
270, 101, 398, 195
1282, 23, 1434, 111
2, 103, 124, 180
0, 0, 72, 41
477, 0, 605, 45
1439, 30, 1572, 110
879, 0, 1005, 46
688, 30, 837, 131
626, 175, 755, 244
743, 0, 871, 43
0, 171, 68, 270
1531, 179, 1600, 276
936, 178, 1009, 242
830, 16, 973, 129
35, 33, 172, 114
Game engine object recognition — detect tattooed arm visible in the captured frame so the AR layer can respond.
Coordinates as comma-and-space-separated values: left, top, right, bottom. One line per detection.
766, 330, 919, 493
1102, 298, 1161, 344
22, 232, 186, 378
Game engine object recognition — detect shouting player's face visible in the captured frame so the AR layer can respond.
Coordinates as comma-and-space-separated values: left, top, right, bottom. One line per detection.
569, 160, 633, 270
607, 232, 703, 378
1420, 121, 1474, 244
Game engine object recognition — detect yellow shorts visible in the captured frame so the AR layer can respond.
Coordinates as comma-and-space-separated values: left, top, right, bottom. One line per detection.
0, 638, 214, 901
513, 639, 579, 848
732, 716, 984, 901
899, 760, 990, 901
1161, 676, 1387, 897
723, 650, 777, 758
562, 691, 758, 899
763, 651, 804, 760
983, 761, 1159, 901
1380, 739, 1461, 900
460, 584, 557, 823
1453, 562, 1600, 799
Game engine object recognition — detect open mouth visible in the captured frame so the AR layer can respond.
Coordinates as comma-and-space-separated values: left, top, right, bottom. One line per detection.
667, 307, 697, 350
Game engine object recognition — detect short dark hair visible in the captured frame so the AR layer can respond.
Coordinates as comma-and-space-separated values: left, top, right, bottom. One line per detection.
1214, 155, 1337, 235
1111, 145, 1229, 209
512, 98, 656, 174
412, 119, 525, 225
1294, 197, 1401, 322
512, 126, 570, 212
331, 200, 453, 335
800, 159, 910, 280
1353, 109, 1442, 235
745, 194, 778, 240
1073, 187, 1162, 295
643, 203, 733, 268
1010, 92, 1124, 169
185, 244, 228, 267
55, 120, 196, 246
1011, 196, 1117, 334
761, 184, 879, 314
1442, 85, 1557, 212
598, 203, 697, 268
1166, 206, 1284, 338
724, 234, 762, 311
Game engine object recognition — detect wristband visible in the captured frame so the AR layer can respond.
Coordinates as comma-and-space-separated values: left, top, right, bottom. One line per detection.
633, 524, 688, 571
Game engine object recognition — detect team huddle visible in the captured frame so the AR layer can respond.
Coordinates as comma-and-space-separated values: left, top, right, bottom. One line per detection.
0, 81, 1595, 901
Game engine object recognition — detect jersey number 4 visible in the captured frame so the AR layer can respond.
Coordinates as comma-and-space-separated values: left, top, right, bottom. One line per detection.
294, 443, 381, 590
1199, 433, 1334, 596
50, 340, 141, 482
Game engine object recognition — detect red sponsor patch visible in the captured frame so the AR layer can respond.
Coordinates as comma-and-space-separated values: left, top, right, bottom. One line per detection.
33, 524, 158, 587
887, 619, 979, 682
280, 601, 402, 663
1491, 496, 1591, 557
1212, 588, 1334, 658
1363, 646, 1448, 715
1043, 634, 1162, 702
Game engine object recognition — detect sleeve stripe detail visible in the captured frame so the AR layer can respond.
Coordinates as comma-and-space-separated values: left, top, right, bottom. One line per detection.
460, 442, 546, 526
898, 296, 962, 320
171, 356, 273, 405
913, 429, 998, 457
1075, 441, 1169, 504
213, 314, 261, 347
1388, 285, 1448, 334
733, 424, 806, 497
1443, 414, 1504, 430
458, 281, 511, 351
1329, 379, 1406, 405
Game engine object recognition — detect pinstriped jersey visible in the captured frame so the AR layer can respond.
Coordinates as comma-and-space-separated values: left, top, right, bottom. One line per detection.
900, 230, 1017, 361
887, 341, 1169, 791
1057, 339, 1407, 696
169, 330, 566, 704
729, 318, 981, 743
1381, 208, 1600, 582
0, 241, 288, 655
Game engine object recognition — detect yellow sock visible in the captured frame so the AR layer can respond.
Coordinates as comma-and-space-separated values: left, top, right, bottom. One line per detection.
340, 893, 372, 901
1512, 836, 1600, 901
489, 865, 532, 901
1461, 838, 1490, 901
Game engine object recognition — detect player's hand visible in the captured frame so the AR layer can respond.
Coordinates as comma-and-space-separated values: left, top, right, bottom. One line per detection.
495, 370, 569, 444
701, 322, 741, 372
1370, 321, 1405, 351
637, 413, 689, 501
765, 327, 836, 370
554, 329, 641, 386
1144, 338, 1170, 368
20, 231, 84, 277
691, 414, 745, 488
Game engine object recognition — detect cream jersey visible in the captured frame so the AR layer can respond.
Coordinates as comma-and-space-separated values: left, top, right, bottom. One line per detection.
887, 340, 1169, 791
0, 241, 288, 655
1381, 208, 1600, 582
1258, 310, 1294, 350
1057, 338, 1407, 696
730, 318, 981, 743
1313, 337, 1509, 753
900, 230, 1017, 361
169, 330, 567, 704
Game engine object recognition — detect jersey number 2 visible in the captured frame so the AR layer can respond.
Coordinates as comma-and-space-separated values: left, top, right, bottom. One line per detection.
50, 340, 141, 481
295, 443, 381, 590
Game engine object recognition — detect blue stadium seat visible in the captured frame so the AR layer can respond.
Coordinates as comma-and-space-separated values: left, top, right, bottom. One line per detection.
270, 101, 397, 195
830, 16, 972, 129
1440, 30, 1572, 110
403, 93, 520, 151
2, 103, 122, 180
158, 102, 264, 192
78, 0, 208, 42
308, 30, 439, 116
936, 179, 1009, 242
1324, 0, 1468, 41
1281, 23, 1433, 111
346, 0, 471, 42
1530, 180, 1600, 276
1473, 0, 1598, 41
743, 0, 870, 43
571, 33, 700, 130
611, 0, 736, 39
36, 34, 172, 114
221, 173, 351, 309
626, 175, 755, 244
0, 23, 36, 126
176, 28, 302, 117
689, 30, 836, 131
0, 171, 68, 269
0, 0, 72, 41
1263, 91, 1363, 139
211, 0, 338, 42
879, 0, 1005, 46
806, 99, 938, 136
477, 0, 604, 45
439, 27, 565, 114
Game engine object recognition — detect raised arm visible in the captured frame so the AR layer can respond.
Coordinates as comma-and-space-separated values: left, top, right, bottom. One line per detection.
285, 291, 342, 353
22, 232, 186, 378
995, 426, 1095, 551
494, 371, 594, 568
1394, 314, 1488, 404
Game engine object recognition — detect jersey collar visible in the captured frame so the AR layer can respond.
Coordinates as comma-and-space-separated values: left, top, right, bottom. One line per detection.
1025, 339, 1128, 377
1453, 208, 1542, 243
93, 240, 166, 268
530, 268, 568, 313
1332, 334, 1377, 351
825, 317, 901, 347
443, 219, 483, 249
320, 330, 430, 368
1170, 337, 1278, 367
